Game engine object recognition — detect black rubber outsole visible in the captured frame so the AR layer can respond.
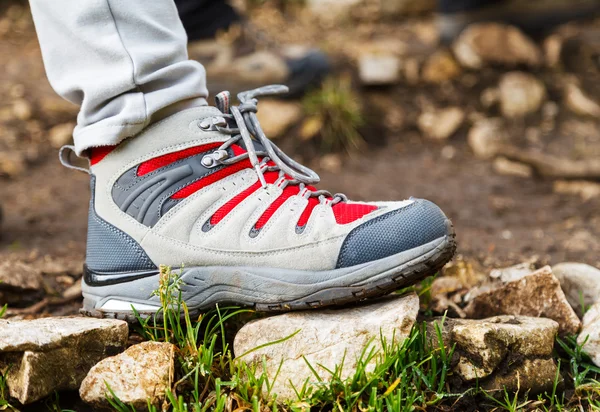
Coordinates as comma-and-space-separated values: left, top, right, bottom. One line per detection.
81, 220, 457, 323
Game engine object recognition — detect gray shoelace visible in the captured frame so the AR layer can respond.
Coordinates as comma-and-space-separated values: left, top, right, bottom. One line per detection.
202, 85, 346, 205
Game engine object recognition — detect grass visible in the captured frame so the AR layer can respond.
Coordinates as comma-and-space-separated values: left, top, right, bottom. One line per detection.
302, 75, 365, 153
1, 268, 600, 411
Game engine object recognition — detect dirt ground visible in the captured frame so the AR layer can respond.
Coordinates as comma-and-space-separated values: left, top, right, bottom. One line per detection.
1, 2, 600, 317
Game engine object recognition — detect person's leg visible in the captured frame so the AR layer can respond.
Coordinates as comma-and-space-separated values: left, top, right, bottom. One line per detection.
175, 0, 241, 41
29, 0, 209, 156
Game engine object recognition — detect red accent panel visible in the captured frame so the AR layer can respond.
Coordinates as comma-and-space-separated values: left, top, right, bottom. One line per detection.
137, 143, 222, 176
90, 145, 116, 166
297, 197, 320, 227
254, 185, 301, 229
231, 144, 247, 156
210, 171, 280, 225
171, 159, 252, 199
332, 203, 377, 224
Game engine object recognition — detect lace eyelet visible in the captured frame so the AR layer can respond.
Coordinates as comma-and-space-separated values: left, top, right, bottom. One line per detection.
197, 116, 227, 132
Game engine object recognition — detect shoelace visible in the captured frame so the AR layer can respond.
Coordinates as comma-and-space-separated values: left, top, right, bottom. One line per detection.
201, 85, 347, 205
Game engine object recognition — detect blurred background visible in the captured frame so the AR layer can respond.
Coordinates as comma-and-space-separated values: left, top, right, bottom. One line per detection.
0, 0, 599, 315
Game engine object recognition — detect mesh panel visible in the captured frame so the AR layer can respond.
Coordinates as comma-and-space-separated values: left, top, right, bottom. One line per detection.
336, 200, 448, 268
210, 171, 279, 225
297, 197, 320, 227
254, 185, 301, 229
86, 176, 157, 272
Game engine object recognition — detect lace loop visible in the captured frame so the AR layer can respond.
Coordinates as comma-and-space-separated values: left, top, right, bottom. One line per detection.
208, 85, 345, 203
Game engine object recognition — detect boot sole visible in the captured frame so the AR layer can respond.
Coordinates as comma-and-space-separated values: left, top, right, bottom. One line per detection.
81, 220, 456, 322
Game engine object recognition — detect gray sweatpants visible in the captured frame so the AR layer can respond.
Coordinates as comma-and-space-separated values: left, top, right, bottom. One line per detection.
29, 0, 209, 156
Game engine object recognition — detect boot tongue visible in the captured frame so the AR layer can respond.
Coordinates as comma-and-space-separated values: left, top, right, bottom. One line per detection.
236, 137, 266, 153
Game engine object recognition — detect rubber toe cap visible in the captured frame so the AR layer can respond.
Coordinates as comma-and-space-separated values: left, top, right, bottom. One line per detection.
335, 199, 451, 268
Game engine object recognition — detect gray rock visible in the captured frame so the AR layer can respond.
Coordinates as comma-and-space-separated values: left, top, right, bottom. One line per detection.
498, 72, 546, 118
578, 303, 600, 367
48, 122, 75, 149
453, 23, 541, 69
553, 180, 600, 202
80, 341, 175, 410
553, 263, 600, 316
234, 294, 419, 401
489, 259, 537, 283
418, 107, 465, 141
358, 54, 401, 85
0, 260, 44, 305
482, 358, 559, 393
0, 317, 128, 404
464, 266, 581, 336
306, 0, 361, 20
564, 82, 600, 118
492, 157, 533, 178
255, 100, 302, 139
428, 316, 559, 393
452, 316, 557, 381
467, 118, 508, 159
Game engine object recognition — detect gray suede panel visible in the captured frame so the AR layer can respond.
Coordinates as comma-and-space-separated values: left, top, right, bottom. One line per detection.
86, 176, 157, 272
335, 199, 449, 268
111, 147, 229, 227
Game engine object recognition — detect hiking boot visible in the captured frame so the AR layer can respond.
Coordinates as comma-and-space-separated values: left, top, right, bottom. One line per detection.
439, 0, 600, 43
188, 24, 330, 97
80, 85, 456, 320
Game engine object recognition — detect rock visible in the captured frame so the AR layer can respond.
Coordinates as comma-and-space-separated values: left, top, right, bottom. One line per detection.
454, 316, 557, 380
422, 50, 461, 84
482, 358, 559, 392
467, 118, 507, 159
453, 23, 542, 69
306, 0, 361, 20
319, 153, 342, 173
384, 105, 405, 132
480, 87, 500, 109
0, 317, 128, 404
300, 116, 323, 141
564, 82, 600, 117
493, 157, 533, 178
429, 316, 559, 393
358, 54, 401, 85
430, 276, 467, 316
11, 99, 32, 121
0, 151, 26, 178
379, 0, 436, 16
464, 266, 581, 336
498, 72, 546, 118
579, 303, 600, 367
418, 107, 465, 141
553, 263, 600, 316
402, 57, 420, 84
553, 180, 600, 201
542, 101, 559, 119
256, 100, 302, 138
489, 259, 537, 283
0, 260, 44, 305
234, 294, 419, 401
80, 341, 175, 410
543, 34, 563, 68
48, 122, 75, 148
